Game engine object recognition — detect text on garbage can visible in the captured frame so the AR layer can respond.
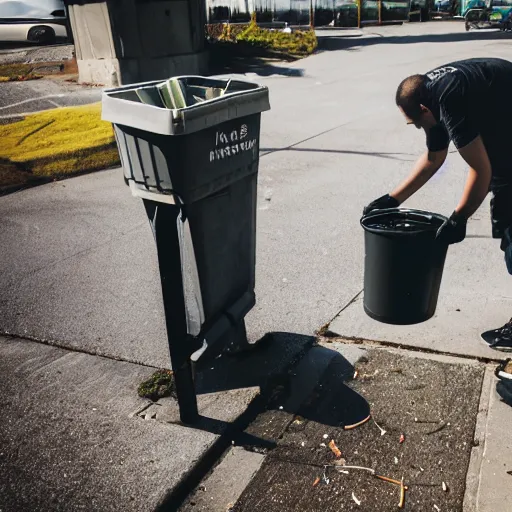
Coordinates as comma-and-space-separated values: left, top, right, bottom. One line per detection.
210, 124, 257, 162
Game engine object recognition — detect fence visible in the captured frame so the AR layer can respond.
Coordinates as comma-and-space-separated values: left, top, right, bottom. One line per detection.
207, 0, 411, 27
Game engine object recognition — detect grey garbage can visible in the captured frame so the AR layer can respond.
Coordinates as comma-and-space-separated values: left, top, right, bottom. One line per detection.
360, 208, 449, 325
102, 76, 270, 423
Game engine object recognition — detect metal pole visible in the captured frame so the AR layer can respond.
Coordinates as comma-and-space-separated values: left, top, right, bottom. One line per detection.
62, 1, 74, 44
144, 199, 199, 424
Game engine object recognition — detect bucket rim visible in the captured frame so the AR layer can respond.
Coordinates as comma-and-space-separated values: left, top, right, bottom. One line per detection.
360, 208, 448, 236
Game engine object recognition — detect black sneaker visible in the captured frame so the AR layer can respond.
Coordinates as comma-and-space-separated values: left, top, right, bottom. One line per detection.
481, 318, 512, 352
496, 379, 512, 407
494, 358, 512, 380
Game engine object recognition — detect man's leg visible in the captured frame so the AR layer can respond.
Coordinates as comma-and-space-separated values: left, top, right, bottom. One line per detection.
481, 186, 512, 351
497, 380, 512, 405
496, 359, 512, 406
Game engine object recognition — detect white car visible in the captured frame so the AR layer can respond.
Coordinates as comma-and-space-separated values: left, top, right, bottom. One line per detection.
0, 0, 67, 44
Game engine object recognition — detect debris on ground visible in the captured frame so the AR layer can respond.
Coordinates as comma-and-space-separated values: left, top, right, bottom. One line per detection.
312, 476, 320, 487
344, 414, 371, 430
434, 505, 441, 512
398, 477, 405, 508
352, 492, 361, 506
328, 460, 409, 507
373, 417, 387, 436
375, 474, 402, 486
496, 358, 512, 380
328, 439, 342, 458
322, 467, 330, 485
233, 349, 483, 511
340, 465, 375, 475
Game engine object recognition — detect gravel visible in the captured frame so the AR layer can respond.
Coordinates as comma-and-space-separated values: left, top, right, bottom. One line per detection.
0, 44, 74, 65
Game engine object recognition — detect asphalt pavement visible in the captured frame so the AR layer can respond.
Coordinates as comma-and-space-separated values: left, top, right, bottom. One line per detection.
2, 21, 512, 511
0, 43, 99, 118
0, 43, 73, 63
0, 78, 102, 118
2, 22, 512, 366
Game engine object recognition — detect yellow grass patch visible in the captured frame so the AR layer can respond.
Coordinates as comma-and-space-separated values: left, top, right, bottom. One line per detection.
0, 103, 120, 190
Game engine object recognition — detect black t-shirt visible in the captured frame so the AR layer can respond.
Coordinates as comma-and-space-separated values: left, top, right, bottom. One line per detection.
424, 58, 512, 185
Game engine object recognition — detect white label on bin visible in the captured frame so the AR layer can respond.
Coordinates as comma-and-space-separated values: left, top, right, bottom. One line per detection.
210, 124, 257, 163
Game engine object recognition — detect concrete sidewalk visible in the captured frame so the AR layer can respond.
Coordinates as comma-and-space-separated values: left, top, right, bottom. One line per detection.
0, 333, 312, 511
0, 43, 101, 119
0, 78, 102, 119
2, 334, 510, 511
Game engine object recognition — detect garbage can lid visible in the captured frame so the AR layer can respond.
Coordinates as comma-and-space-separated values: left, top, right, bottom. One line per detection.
361, 208, 447, 236
102, 76, 270, 136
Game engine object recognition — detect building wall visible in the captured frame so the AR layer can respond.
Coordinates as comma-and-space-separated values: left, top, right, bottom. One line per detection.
67, 0, 207, 86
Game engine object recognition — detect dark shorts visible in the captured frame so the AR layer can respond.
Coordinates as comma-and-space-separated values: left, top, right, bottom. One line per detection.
490, 184, 512, 274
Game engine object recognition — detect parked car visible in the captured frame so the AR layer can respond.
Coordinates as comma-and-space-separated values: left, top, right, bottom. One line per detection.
0, 0, 67, 44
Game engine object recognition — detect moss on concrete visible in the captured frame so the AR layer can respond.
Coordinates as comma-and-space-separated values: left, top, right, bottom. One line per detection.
138, 370, 176, 401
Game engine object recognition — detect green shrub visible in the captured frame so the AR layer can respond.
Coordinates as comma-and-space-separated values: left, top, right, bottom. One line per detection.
206, 18, 318, 57
236, 20, 317, 56
206, 23, 247, 41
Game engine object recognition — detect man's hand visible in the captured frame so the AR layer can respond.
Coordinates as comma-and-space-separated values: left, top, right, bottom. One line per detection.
436, 211, 467, 244
363, 194, 399, 215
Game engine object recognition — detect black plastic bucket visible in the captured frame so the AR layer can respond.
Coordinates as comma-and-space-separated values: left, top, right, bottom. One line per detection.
361, 208, 449, 325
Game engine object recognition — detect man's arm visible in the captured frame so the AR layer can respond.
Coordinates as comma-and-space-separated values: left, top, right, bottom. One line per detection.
390, 148, 448, 203
454, 136, 492, 219
435, 136, 491, 245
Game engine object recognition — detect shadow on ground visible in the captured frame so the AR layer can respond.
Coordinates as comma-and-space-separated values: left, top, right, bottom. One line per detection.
210, 57, 304, 77
144, 332, 369, 447
208, 43, 305, 77
158, 333, 370, 512
318, 29, 512, 51
192, 332, 370, 436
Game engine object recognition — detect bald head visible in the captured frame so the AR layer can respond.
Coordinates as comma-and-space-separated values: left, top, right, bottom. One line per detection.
396, 74, 428, 120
